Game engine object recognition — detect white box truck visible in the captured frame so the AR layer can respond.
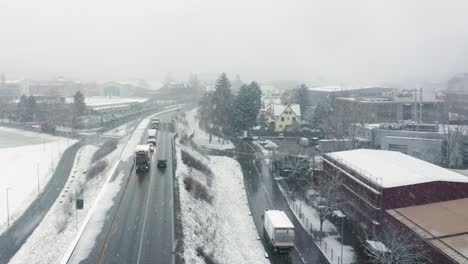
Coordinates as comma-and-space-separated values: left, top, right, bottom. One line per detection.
263, 210, 295, 253
148, 129, 157, 146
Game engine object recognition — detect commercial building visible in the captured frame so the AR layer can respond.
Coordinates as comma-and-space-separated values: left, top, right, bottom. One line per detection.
445, 73, 468, 117
306, 86, 393, 107
335, 91, 445, 124
0, 74, 23, 99
322, 149, 468, 263
353, 123, 468, 168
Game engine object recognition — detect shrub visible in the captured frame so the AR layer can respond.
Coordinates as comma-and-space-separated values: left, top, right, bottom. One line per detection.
196, 246, 217, 264
55, 215, 67, 234
181, 150, 213, 177
183, 176, 213, 204
87, 160, 108, 180
92, 140, 118, 162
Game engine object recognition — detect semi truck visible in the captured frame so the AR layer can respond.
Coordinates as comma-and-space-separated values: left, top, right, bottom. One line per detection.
135, 145, 150, 173
263, 210, 295, 254
148, 129, 157, 146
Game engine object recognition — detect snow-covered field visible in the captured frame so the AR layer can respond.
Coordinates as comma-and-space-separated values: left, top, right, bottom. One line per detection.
184, 109, 234, 150
102, 119, 139, 139
176, 145, 267, 264
9, 138, 124, 264
0, 127, 77, 235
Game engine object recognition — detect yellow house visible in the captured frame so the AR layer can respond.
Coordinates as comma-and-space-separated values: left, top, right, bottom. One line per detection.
266, 104, 301, 132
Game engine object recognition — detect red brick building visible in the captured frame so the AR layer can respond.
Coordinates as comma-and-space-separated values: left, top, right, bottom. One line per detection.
322, 149, 468, 263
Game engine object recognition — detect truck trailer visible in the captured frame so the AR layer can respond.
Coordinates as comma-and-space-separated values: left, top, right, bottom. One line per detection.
263, 210, 295, 254
135, 145, 150, 173
148, 129, 157, 146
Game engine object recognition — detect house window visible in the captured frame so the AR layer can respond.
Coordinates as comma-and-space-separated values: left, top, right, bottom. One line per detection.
279, 124, 283, 128
293, 117, 296, 122
281, 117, 284, 121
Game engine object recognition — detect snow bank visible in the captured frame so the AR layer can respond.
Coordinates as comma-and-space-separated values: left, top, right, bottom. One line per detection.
9, 141, 123, 264
0, 127, 77, 235
176, 143, 267, 264
183, 108, 234, 150
210, 156, 267, 264
102, 119, 139, 138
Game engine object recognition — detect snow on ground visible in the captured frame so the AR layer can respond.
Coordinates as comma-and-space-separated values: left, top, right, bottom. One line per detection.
0, 127, 77, 235
183, 108, 234, 150
9, 139, 124, 264
176, 142, 267, 264
210, 156, 267, 263
102, 119, 139, 139
278, 185, 355, 264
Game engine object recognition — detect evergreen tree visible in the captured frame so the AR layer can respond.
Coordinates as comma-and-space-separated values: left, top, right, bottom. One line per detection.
26, 95, 37, 120
295, 84, 309, 116
233, 82, 262, 131
198, 91, 214, 129
73, 91, 86, 116
211, 73, 233, 130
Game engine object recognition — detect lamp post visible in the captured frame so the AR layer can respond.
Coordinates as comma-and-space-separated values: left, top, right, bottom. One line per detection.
6, 187, 12, 227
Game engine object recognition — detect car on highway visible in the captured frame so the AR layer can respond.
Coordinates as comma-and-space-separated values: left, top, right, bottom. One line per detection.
148, 144, 154, 152
157, 159, 167, 169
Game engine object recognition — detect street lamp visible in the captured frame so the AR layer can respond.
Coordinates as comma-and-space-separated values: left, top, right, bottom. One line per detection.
5, 187, 13, 228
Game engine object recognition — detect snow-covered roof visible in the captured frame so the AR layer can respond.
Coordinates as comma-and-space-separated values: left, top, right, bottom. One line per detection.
308, 86, 349, 92
265, 210, 294, 228
327, 149, 468, 188
269, 104, 301, 117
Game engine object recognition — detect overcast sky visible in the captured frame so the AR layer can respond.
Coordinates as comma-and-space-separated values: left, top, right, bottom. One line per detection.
1, 0, 468, 86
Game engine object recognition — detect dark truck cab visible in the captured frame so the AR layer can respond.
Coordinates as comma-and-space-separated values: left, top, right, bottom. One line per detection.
135, 145, 150, 173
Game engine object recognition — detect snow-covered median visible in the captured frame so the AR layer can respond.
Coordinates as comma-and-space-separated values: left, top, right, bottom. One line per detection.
9, 140, 123, 264
183, 108, 234, 150
0, 127, 77, 235
176, 143, 267, 264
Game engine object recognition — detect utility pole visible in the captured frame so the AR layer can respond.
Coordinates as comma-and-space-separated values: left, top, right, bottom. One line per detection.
419, 88, 423, 124
37, 163, 40, 193
6, 188, 11, 227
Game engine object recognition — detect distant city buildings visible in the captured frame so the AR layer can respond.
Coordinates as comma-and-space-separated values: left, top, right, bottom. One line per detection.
445, 73, 468, 118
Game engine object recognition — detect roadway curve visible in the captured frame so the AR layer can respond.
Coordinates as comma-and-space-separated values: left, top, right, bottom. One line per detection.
0, 141, 82, 264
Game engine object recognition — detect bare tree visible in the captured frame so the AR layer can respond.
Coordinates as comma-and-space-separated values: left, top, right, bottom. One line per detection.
439, 113, 466, 168
364, 230, 429, 264
315, 168, 343, 238
277, 146, 344, 238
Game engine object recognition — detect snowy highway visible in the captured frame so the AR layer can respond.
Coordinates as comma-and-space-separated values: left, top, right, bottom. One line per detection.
65, 112, 178, 264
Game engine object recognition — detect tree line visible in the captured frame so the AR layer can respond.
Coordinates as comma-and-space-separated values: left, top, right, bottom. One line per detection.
198, 73, 262, 136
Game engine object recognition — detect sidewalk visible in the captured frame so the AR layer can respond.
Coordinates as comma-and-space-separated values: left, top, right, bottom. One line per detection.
278, 184, 355, 264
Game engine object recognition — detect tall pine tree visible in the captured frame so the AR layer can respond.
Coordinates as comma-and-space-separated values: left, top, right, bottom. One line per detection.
73, 91, 86, 116
233, 82, 262, 131
211, 73, 233, 130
